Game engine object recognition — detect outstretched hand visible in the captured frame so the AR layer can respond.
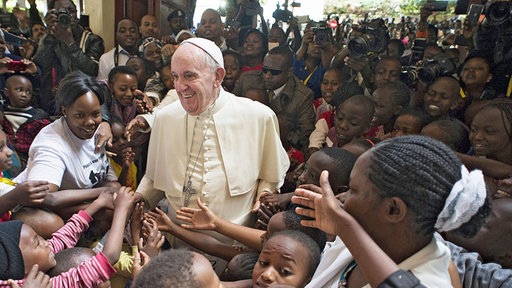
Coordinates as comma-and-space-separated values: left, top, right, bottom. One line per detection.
176, 198, 218, 230
292, 170, 346, 236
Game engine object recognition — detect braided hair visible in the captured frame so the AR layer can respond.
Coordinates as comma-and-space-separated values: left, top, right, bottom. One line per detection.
483, 98, 512, 138
367, 135, 490, 236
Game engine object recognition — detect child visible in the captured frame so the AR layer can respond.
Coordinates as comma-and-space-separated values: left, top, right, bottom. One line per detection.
222, 50, 243, 93
108, 66, 140, 125
423, 76, 461, 120
326, 95, 374, 148
132, 248, 225, 288
366, 81, 411, 140
109, 117, 137, 189
421, 119, 470, 153
391, 108, 433, 138
1, 75, 51, 167
145, 64, 172, 105
220, 252, 259, 281
132, 230, 321, 288
126, 57, 156, 91
252, 230, 321, 288
469, 98, 512, 165
0, 187, 136, 287
260, 147, 357, 210
315, 68, 344, 121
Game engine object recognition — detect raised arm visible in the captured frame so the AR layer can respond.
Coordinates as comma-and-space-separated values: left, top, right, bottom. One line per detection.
177, 198, 265, 251
146, 208, 240, 260
292, 171, 423, 288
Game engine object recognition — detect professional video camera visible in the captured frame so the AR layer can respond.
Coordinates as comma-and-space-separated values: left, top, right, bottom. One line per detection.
54, 8, 72, 28
347, 18, 390, 59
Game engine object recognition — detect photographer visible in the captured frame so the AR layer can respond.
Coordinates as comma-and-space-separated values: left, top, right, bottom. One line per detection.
294, 24, 335, 98
474, 0, 512, 98
331, 18, 390, 95
33, 0, 104, 116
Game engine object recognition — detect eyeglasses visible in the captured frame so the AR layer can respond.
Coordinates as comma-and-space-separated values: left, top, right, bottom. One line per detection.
262, 67, 283, 76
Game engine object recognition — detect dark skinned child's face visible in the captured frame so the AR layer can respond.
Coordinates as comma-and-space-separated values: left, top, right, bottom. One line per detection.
0, 131, 13, 171
4, 76, 33, 108
391, 114, 423, 137
371, 87, 400, 127
19, 224, 56, 275
252, 234, 312, 288
110, 122, 129, 157
299, 151, 335, 187
335, 100, 373, 146
423, 77, 459, 118
126, 58, 150, 89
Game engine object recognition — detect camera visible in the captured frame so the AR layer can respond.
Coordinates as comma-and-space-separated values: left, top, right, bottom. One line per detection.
55, 8, 72, 29
400, 66, 420, 88
417, 52, 456, 84
6, 61, 27, 72
485, 1, 511, 25
347, 19, 389, 59
313, 26, 329, 46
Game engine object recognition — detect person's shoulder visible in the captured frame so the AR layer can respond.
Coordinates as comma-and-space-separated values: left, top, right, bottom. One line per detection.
227, 92, 275, 117
289, 75, 314, 98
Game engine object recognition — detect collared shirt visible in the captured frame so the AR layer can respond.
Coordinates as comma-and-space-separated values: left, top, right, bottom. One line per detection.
97, 45, 133, 80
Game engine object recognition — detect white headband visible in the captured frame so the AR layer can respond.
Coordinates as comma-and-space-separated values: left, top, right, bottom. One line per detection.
434, 165, 486, 232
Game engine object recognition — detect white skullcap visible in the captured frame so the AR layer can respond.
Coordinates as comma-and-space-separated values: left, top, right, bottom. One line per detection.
181, 37, 224, 67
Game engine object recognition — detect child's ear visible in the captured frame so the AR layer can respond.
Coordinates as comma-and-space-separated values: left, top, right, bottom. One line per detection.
393, 105, 403, 116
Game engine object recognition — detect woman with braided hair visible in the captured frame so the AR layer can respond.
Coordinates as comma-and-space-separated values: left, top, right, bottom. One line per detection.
292, 135, 490, 288
470, 98, 512, 165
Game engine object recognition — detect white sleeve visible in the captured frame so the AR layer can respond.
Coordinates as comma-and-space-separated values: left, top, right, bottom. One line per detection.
26, 145, 66, 187
309, 118, 329, 149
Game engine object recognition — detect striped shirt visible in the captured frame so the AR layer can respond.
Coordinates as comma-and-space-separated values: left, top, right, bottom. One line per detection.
0, 211, 116, 287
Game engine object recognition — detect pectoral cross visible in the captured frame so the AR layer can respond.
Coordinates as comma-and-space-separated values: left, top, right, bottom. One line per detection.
183, 179, 197, 207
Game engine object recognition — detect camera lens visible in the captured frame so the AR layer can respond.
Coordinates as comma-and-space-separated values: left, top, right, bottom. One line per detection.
487, 2, 511, 25
348, 36, 370, 58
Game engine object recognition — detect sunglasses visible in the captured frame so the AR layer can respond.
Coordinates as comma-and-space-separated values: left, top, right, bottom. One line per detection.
262, 67, 283, 76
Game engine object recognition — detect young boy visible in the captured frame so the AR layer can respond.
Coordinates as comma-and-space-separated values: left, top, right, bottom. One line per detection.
391, 108, 433, 138
423, 76, 461, 120
0, 187, 136, 287
109, 117, 137, 189
1, 75, 51, 167
326, 95, 374, 148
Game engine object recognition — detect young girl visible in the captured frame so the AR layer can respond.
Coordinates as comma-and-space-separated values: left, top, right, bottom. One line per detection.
469, 98, 512, 165
0, 187, 136, 287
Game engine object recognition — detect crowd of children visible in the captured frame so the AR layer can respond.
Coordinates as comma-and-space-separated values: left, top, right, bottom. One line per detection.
0, 0, 512, 287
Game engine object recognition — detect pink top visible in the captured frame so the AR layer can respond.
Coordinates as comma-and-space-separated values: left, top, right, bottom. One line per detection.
0, 211, 116, 288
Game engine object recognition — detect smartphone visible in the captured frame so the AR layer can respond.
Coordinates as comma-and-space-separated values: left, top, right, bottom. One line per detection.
425, 1, 448, 12
6, 60, 27, 72
3, 32, 26, 47
466, 4, 484, 27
